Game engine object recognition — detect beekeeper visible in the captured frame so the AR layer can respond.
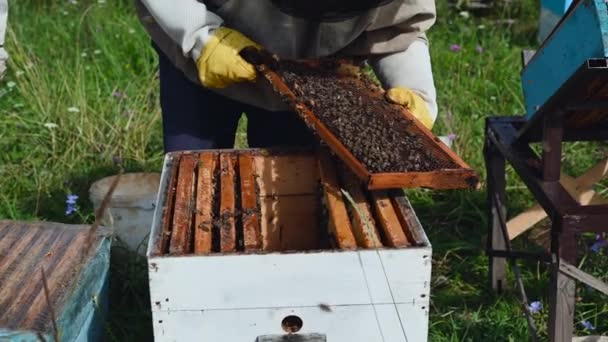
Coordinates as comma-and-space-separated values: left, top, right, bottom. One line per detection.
136, 0, 438, 153
0, 0, 8, 79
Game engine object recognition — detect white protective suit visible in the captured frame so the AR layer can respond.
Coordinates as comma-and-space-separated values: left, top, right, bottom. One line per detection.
136, 0, 438, 120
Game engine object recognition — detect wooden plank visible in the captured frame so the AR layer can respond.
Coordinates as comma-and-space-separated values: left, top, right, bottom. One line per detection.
253, 154, 318, 196
549, 264, 576, 342
169, 154, 197, 255
559, 260, 608, 296
219, 154, 237, 253
486, 141, 508, 292
368, 169, 479, 190
318, 152, 357, 249
371, 191, 409, 248
341, 172, 382, 248
508, 158, 608, 240
389, 193, 426, 246
194, 153, 217, 254
239, 154, 262, 251
0, 222, 106, 332
154, 157, 179, 256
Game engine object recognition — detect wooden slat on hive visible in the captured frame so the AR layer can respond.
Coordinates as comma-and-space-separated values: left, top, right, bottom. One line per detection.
317, 151, 357, 249
170, 154, 197, 255
238, 154, 262, 251
219, 154, 237, 253
153, 156, 179, 256
194, 152, 218, 254
371, 191, 410, 248
0, 221, 99, 332
389, 192, 426, 246
340, 171, 382, 248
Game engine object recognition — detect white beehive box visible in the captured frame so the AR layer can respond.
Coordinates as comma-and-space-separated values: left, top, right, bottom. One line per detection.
147, 149, 432, 342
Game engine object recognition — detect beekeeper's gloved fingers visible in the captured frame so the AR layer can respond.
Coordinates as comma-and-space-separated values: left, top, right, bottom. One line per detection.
386, 87, 434, 130
196, 27, 262, 89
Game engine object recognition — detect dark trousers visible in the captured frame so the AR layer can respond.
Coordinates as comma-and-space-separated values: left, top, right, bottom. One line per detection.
156, 47, 313, 153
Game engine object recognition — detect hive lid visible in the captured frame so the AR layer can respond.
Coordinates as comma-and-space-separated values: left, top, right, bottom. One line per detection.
252, 57, 479, 190
0, 221, 108, 334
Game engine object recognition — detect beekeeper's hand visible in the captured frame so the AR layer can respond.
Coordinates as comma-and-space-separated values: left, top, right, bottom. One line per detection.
196, 27, 262, 88
385, 87, 434, 130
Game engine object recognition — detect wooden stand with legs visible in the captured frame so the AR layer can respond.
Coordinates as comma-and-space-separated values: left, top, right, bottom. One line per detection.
485, 58, 608, 342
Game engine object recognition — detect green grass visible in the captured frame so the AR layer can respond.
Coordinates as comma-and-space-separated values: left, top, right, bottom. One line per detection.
1, 0, 606, 340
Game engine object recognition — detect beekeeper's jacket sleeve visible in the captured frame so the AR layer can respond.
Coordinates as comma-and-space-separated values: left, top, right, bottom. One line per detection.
369, 38, 438, 122
139, 0, 223, 62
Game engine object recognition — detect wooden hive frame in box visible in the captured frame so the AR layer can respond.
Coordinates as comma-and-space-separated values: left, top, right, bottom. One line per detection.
149, 149, 428, 256
249, 58, 479, 191
147, 149, 433, 341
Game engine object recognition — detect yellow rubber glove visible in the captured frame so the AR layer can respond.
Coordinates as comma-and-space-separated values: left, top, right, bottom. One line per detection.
196, 27, 262, 88
385, 87, 434, 130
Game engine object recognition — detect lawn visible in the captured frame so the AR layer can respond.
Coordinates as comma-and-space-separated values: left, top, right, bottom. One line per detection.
0, 0, 606, 341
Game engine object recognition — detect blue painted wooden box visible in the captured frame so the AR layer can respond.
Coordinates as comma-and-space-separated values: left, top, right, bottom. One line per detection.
0, 221, 111, 342
522, 0, 608, 118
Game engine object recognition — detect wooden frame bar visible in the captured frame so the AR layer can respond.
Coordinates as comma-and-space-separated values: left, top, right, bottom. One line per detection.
389, 193, 426, 246
219, 154, 237, 253
317, 151, 357, 249
169, 154, 196, 255
194, 153, 217, 254
153, 157, 179, 256
341, 172, 382, 248
255, 61, 479, 191
371, 191, 410, 247
238, 154, 262, 251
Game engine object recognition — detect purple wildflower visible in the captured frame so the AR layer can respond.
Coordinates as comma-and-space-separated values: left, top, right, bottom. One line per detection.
476, 45, 484, 53
528, 301, 542, 314
112, 91, 124, 99
591, 239, 607, 253
581, 320, 595, 331
66, 194, 78, 216
591, 234, 607, 253
450, 44, 462, 52
447, 133, 457, 141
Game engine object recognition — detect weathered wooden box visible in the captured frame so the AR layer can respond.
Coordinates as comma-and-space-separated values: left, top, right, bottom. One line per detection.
522, 0, 608, 117
0, 221, 111, 342
147, 149, 432, 342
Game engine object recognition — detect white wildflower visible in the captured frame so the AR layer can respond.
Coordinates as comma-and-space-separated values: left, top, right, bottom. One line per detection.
67, 107, 80, 113
94, 49, 101, 55
459, 11, 470, 19
6, 81, 16, 88
44, 122, 59, 129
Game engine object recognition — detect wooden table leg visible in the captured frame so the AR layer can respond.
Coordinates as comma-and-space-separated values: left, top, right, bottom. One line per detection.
486, 136, 508, 292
